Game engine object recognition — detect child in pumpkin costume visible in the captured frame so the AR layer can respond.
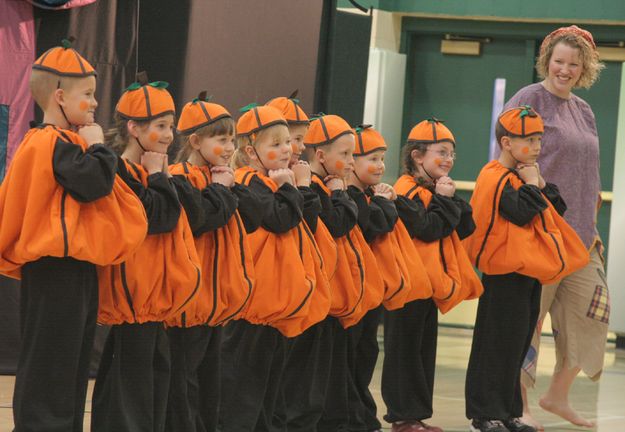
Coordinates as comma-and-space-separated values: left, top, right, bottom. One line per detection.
387, 118, 482, 432
303, 114, 385, 432
463, 106, 589, 432
0, 39, 147, 431
163, 92, 255, 432
92, 74, 201, 432
266, 94, 336, 432
346, 125, 432, 432
219, 105, 329, 432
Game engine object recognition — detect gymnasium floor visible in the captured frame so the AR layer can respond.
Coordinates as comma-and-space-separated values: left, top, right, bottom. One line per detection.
1, 327, 623, 431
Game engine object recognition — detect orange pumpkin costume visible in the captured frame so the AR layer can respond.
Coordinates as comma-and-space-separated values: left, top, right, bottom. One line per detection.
97, 78, 201, 326
351, 125, 432, 311
233, 105, 330, 337
4, 40, 147, 432
464, 106, 589, 283
266, 91, 310, 125
464, 106, 589, 422
304, 114, 383, 329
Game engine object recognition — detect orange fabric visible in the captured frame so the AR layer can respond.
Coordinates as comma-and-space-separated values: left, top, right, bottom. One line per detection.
353, 126, 387, 156
266, 97, 309, 125
394, 175, 483, 313
304, 114, 353, 148
0, 126, 147, 279
165, 162, 255, 327
463, 160, 590, 284
177, 99, 231, 135
371, 218, 432, 311
407, 118, 455, 145
498, 106, 544, 137
234, 167, 330, 337
32, 43, 96, 77
310, 176, 383, 328
116, 85, 175, 121
236, 106, 287, 136
97, 160, 202, 325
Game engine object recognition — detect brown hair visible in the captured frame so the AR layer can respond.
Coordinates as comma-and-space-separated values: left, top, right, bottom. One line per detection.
104, 112, 149, 155
175, 116, 235, 163
536, 33, 604, 89
401, 141, 429, 175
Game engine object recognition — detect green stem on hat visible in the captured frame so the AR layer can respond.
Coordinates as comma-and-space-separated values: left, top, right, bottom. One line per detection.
239, 103, 259, 113
61, 38, 74, 49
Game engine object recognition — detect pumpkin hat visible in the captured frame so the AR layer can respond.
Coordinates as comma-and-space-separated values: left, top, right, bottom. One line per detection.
353, 124, 387, 156
498, 105, 544, 138
407, 117, 455, 147
236, 104, 288, 171
116, 71, 175, 122
177, 91, 232, 135
32, 37, 96, 77
266, 90, 310, 125
115, 72, 175, 152
304, 113, 353, 148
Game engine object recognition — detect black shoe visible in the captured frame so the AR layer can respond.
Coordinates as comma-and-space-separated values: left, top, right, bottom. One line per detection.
470, 419, 510, 432
502, 418, 537, 432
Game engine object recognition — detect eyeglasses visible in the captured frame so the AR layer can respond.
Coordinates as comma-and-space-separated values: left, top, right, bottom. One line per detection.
426, 149, 456, 161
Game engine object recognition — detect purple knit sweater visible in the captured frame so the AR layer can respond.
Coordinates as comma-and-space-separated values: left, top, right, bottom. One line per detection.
504, 83, 600, 248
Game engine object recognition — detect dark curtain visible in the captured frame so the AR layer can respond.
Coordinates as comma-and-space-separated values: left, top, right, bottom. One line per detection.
314, 4, 372, 125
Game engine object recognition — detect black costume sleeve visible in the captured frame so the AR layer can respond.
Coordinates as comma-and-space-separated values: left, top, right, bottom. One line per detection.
311, 182, 358, 238
247, 176, 303, 234
452, 195, 476, 240
53, 141, 117, 202
541, 182, 567, 216
499, 180, 548, 227
298, 186, 322, 233
116, 158, 181, 234
231, 183, 265, 233
346, 186, 397, 243
170, 175, 239, 236
398, 192, 461, 243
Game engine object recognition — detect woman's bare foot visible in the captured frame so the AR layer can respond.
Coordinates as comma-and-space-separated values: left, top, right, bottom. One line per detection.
539, 396, 595, 428
520, 412, 544, 431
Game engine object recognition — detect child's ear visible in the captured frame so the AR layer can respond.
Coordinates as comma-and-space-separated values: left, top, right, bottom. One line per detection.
243, 145, 257, 161
53, 88, 65, 107
189, 134, 201, 150
315, 148, 325, 163
410, 149, 424, 165
500, 136, 511, 151
127, 120, 140, 139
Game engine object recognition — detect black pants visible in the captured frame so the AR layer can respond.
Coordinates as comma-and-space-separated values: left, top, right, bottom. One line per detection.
381, 299, 438, 423
91, 322, 171, 432
318, 320, 350, 432
218, 321, 288, 432
465, 273, 541, 421
13, 257, 98, 432
271, 317, 336, 432
165, 325, 221, 432
346, 307, 383, 432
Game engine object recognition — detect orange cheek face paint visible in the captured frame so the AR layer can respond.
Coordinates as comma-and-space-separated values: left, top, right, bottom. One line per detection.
291, 143, 299, 154
79, 101, 90, 111
267, 151, 278, 160
149, 132, 159, 142
212, 146, 224, 156
335, 160, 345, 171
522, 147, 530, 154
367, 165, 378, 174
434, 158, 443, 166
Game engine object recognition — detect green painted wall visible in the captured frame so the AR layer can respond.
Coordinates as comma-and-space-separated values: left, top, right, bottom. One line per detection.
337, 0, 625, 22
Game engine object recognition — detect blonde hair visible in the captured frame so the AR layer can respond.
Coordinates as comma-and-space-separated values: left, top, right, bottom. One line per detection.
230, 125, 285, 169
175, 117, 235, 163
536, 33, 604, 89
29, 69, 81, 110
